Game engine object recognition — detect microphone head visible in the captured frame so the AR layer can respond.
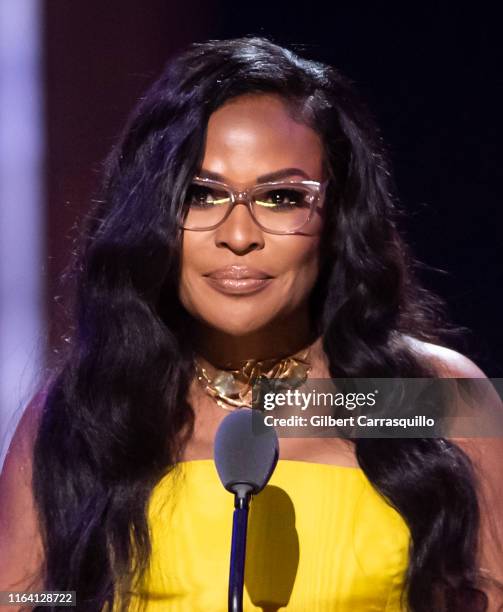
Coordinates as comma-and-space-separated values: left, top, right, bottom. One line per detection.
214, 408, 279, 495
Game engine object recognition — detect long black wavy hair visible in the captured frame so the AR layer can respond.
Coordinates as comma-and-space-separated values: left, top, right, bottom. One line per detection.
33, 36, 491, 611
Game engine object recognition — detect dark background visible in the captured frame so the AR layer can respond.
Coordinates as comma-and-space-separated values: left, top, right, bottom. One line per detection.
43, 2, 503, 374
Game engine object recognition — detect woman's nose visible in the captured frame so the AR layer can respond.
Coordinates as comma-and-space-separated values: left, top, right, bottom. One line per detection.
214, 201, 265, 254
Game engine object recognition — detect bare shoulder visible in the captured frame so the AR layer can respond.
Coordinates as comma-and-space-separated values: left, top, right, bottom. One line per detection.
3, 389, 46, 465
403, 335, 487, 378
0, 387, 47, 593
405, 336, 503, 590
403, 335, 500, 458
402, 335, 501, 477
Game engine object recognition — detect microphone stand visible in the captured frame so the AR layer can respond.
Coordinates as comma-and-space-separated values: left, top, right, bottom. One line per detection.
228, 484, 253, 612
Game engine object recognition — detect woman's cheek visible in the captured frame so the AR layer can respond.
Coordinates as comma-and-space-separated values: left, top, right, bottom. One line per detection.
290, 245, 321, 298
178, 267, 200, 317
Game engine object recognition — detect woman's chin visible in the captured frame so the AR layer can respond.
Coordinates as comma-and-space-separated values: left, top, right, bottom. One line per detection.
202, 317, 272, 338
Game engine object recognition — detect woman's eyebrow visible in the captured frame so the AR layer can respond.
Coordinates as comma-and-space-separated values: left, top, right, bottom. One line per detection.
198, 167, 312, 183
257, 168, 312, 182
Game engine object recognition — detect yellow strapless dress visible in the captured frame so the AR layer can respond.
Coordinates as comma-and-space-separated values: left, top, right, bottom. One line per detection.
121, 459, 411, 611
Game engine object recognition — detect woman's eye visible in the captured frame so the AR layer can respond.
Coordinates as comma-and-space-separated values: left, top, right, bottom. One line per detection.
257, 189, 307, 209
186, 185, 228, 207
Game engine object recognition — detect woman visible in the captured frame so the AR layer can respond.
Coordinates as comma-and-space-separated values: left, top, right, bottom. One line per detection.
0, 36, 502, 611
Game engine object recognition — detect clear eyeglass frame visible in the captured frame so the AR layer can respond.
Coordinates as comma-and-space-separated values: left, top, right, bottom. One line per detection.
179, 176, 330, 235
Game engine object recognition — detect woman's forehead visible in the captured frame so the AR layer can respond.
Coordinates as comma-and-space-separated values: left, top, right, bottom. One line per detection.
201, 93, 325, 186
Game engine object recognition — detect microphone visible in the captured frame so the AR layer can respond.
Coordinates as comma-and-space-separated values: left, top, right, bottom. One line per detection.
214, 408, 279, 612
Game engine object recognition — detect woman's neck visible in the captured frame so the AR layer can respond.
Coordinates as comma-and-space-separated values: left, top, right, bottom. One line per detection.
193, 314, 318, 369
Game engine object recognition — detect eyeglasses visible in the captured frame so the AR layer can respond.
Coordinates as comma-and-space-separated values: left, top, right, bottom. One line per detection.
179, 176, 329, 234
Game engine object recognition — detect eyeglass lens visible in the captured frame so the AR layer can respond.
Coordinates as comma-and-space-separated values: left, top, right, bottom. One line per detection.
181, 182, 315, 232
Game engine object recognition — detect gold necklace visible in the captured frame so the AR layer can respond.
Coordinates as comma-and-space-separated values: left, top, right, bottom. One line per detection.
195, 347, 312, 411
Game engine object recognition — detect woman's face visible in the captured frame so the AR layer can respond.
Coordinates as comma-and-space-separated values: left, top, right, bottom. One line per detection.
179, 93, 326, 337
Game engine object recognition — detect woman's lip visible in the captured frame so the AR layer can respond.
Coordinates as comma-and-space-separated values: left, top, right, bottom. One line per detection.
205, 265, 272, 279
204, 276, 273, 295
